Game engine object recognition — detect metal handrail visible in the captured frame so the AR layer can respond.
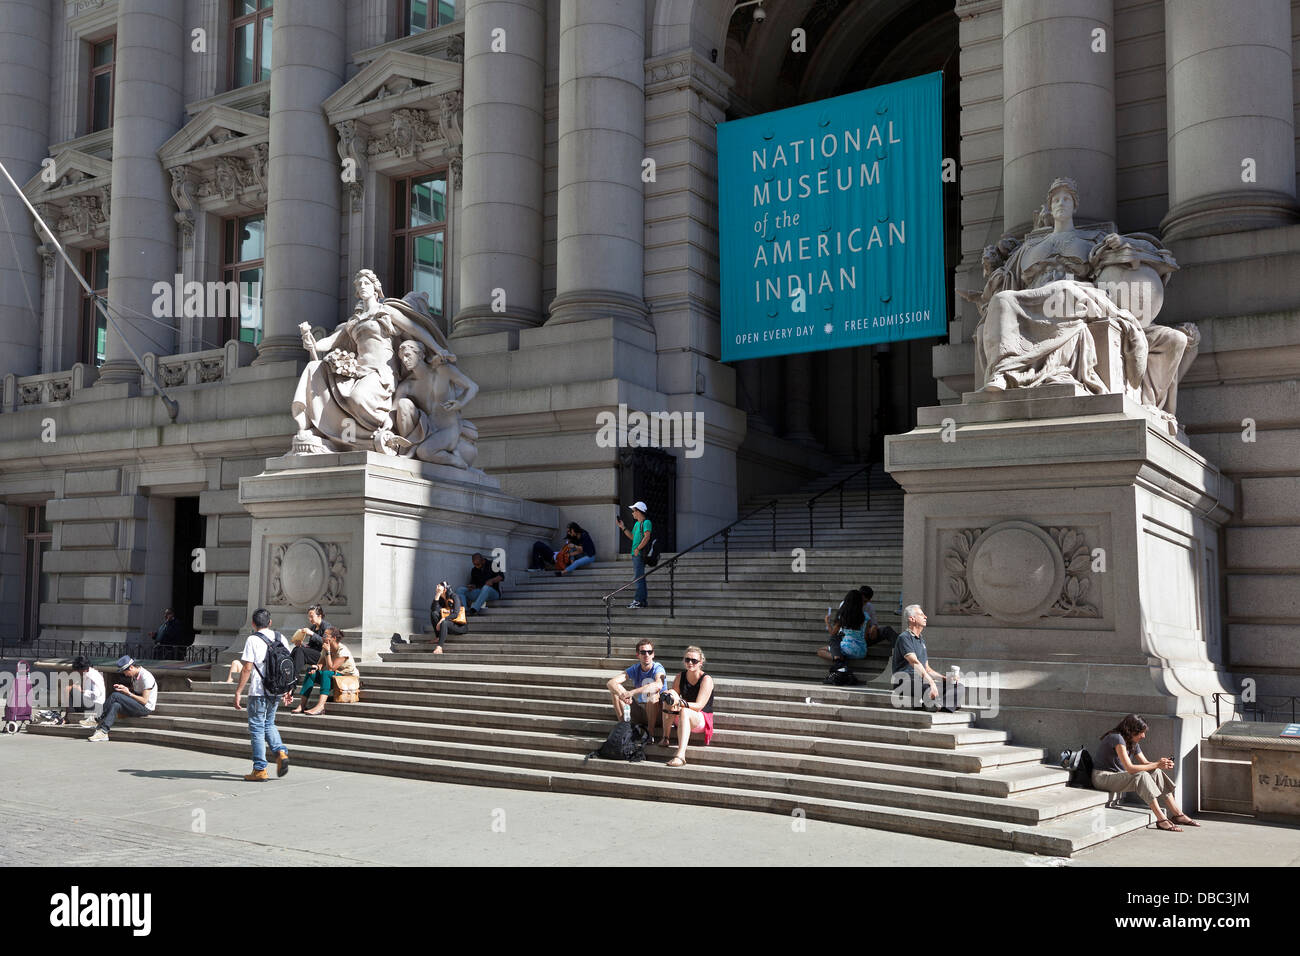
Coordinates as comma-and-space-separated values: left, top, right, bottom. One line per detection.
1212, 692, 1299, 728
805, 460, 876, 547
599, 498, 779, 654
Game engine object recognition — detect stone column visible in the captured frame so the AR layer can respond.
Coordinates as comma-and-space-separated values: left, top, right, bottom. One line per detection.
98, 0, 185, 385
0, 0, 52, 381
256, 0, 347, 365
1002, 0, 1115, 233
454, 0, 546, 335
1161, 0, 1299, 240
547, 0, 650, 329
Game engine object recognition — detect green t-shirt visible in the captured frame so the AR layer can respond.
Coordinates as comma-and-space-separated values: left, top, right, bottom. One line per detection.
632, 518, 652, 553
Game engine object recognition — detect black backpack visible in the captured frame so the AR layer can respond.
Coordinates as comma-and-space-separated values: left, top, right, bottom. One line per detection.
824, 665, 860, 686
1060, 747, 1094, 788
585, 721, 650, 762
255, 632, 298, 696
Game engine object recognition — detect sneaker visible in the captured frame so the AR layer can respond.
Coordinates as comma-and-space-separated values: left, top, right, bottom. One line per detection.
627, 600, 643, 609
78, 717, 98, 729
467, 607, 478, 616
275, 750, 290, 778
88, 730, 109, 742
244, 768, 269, 782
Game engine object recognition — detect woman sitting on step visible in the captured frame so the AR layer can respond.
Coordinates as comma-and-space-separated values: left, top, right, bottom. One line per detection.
1090, 714, 1199, 832
659, 645, 715, 767
430, 580, 468, 653
817, 589, 868, 662
292, 628, 360, 715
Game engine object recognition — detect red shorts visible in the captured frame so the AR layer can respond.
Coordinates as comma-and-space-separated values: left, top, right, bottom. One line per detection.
680, 708, 714, 745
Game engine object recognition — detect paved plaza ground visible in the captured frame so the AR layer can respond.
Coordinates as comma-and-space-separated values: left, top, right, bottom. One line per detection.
3, 734, 1296, 867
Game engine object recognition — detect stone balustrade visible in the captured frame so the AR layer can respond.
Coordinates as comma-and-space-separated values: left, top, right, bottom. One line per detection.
0, 340, 258, 411
141, 339, 258, 395
2, 364, 97, 412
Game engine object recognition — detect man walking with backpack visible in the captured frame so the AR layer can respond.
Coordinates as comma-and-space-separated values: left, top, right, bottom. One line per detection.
234, 608, 293, 781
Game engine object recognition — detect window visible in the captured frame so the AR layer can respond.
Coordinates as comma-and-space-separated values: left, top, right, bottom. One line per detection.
230, 0, 273, 89
80, 248, 109, 367
21, 506, 52, 643
392, 172, 448, 318
403, 0, 456, 35
222, 215, 265, 345
88, 37, 115, 133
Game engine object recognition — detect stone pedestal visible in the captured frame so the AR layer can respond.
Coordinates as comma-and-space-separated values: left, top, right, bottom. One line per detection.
886, 388, 1236, 801
235, 452, 557, 663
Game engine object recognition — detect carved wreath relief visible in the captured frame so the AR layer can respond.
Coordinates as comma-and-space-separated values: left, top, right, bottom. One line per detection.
268, 539, 348, 608
942, 521, 1100, 622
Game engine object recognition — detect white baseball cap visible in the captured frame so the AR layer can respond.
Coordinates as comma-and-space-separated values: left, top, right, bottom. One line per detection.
630, 501, 649, 513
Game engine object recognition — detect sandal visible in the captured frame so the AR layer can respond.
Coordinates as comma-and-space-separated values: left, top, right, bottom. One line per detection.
1170, 814, 1201, 827
666, 756, 686, 767
1155, 819, 1183, 832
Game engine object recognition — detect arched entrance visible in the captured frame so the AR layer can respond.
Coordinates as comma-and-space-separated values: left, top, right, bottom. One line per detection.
710, 0, 960, 496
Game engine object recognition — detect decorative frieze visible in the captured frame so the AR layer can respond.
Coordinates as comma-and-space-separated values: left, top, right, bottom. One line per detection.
2, 364, 99, 412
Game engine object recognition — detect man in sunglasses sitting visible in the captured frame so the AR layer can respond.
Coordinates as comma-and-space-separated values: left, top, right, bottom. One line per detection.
605, 639, 665, 738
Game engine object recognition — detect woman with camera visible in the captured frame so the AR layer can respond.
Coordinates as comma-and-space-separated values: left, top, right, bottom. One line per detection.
1092, 714, 1198, 831
659, 645, 715, 767
430, 579, 468, 653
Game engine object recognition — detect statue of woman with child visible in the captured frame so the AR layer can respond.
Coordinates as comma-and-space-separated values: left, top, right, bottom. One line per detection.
290, 268, 481, 469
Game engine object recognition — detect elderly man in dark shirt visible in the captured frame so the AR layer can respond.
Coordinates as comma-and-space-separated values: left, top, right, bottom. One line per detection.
890, 605, 961, 712
455, 552, 504, 615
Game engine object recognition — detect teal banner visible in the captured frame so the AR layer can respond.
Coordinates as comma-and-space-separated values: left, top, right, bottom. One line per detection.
717, 72, 946, 362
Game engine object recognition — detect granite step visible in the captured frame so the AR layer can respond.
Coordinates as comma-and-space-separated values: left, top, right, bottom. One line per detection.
27, 724, 1148, 855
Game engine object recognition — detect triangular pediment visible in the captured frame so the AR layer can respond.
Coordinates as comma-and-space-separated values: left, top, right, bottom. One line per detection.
159, 105, 270, 165
324, 50, 462, 122
22, 148, 112, 200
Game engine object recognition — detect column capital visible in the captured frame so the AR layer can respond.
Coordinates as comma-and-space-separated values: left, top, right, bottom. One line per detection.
643, 49, 734, 114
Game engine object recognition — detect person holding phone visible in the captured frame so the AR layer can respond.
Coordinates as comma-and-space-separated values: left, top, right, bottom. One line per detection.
1091, 714, 1197, 831
615, 501, 652, 609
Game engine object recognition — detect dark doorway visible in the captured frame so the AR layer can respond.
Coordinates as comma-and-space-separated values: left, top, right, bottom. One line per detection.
170, 496, 204, 646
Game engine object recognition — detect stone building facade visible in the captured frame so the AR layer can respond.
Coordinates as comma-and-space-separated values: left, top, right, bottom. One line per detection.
0, 0, 1298, 697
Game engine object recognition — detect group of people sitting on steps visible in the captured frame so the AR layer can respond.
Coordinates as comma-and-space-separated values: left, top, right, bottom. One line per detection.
226, 604, 360, 715
529, 522, 598, 577
605, 639, 714, 768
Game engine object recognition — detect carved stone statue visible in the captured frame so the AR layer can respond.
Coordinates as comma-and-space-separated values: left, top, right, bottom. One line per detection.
967, 178, 1200, 425
290, 269, 482, 469
394, 339, 480, 469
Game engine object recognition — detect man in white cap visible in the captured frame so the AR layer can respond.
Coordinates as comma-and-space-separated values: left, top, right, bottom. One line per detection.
86, 655, 157, 741
615, 501, 652, 608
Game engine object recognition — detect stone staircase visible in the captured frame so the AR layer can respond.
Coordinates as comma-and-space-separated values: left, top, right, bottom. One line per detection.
716, 462, 904, 550
29, 465, 1153, 855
